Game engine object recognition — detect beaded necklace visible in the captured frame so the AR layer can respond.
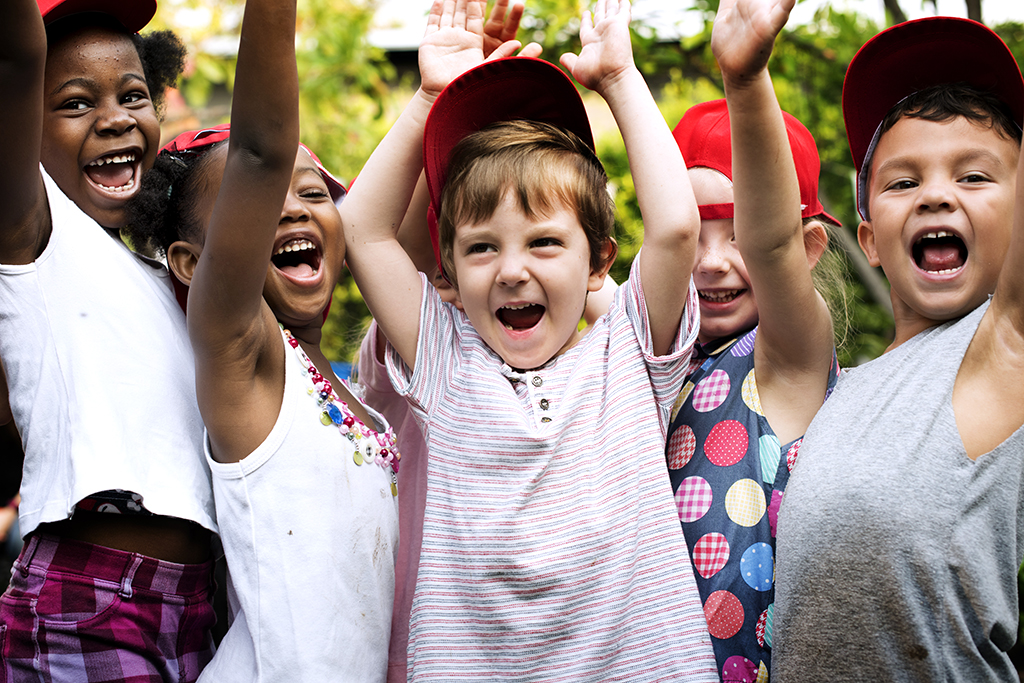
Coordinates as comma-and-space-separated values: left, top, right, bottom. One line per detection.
282, 326, 398, 497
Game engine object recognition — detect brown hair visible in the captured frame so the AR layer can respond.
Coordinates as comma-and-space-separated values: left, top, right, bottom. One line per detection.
437, 120, 616, 286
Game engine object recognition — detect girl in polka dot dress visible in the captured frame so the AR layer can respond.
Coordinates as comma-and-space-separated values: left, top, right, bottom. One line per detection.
664, 0, 843, 679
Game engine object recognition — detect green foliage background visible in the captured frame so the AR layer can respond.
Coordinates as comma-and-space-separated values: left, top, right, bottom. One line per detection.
154, 0, 1024, 369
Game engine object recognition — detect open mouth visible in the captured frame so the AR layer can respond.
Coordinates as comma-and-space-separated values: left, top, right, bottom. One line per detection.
497, 303, 544, 331
84, 152, 138, 193
698, 289, 744, 304
912, 231, 967, 274
271, 238, 321, 279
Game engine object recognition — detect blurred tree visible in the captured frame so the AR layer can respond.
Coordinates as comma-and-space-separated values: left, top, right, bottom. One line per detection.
154, 0, 1022, 367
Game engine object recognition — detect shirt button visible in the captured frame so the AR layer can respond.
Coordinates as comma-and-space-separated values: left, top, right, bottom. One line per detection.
539, 399, 549, 410
532, 376, 543, 387
541, 416, 552, 423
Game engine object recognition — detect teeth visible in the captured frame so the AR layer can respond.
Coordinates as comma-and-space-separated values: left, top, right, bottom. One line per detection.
502, 303, 534, 310
699, 289, 741, 302
88, 153, 136, 167
274, 239, 315, 256
97, 177, 136, 192
921, 231, 952, 240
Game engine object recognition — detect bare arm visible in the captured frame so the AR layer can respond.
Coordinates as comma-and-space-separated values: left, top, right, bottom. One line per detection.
185, 0, 299, 461
713, 0, 833, 441
561, 0, 699, 356
0, 0, 49, 265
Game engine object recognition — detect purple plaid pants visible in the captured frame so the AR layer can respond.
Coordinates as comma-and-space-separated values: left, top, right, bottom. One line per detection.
0, 533, 215, 682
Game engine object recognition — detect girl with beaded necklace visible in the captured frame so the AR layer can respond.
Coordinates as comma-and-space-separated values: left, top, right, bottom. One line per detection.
122, 0, 535, 678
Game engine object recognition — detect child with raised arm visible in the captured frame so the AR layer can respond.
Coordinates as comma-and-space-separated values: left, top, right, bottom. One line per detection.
341, 0, 717, 679
0, 2, 216, 680
663, 0, 840, 679
773, 17, 1024, 682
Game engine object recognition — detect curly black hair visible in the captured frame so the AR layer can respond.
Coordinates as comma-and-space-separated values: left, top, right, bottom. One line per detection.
46, 13, 186, 117
123, 143, 226, 258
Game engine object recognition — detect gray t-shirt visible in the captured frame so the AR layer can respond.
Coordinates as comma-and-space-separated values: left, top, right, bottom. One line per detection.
774, 300, 1024, 682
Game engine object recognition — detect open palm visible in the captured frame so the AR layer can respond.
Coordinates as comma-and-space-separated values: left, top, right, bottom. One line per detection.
711, 0, 794, 81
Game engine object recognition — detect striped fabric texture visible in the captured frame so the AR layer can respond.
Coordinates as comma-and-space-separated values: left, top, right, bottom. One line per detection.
387, 260, 717, 682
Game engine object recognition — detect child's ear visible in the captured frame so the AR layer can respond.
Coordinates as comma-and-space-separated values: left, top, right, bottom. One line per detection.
803, 221, 829, 269
857, 220, 882, 268
166, 240, 202, 287
588, 238, 619, 291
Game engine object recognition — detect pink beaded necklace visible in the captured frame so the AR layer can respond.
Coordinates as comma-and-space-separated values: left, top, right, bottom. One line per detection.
283, 326, 399, 496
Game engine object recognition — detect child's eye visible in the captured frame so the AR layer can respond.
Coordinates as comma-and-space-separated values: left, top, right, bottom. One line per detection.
959, 173, 990, 184
467, 243, 494, 254
61, 100, 90, 111
885, 179, 917, 191
300, 188, 329, 199
531, 238, 560, 248
122, 92, 149, 105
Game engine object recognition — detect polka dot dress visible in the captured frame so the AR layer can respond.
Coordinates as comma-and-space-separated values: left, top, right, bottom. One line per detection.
666, 327, 838, 681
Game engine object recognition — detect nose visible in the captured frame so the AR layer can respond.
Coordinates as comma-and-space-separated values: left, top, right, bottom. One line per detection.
95, 99, 137, 137
916, 177, 958, 214
696, 240, 728, 275
280, 188, 310, 223
496, 251, 529, 287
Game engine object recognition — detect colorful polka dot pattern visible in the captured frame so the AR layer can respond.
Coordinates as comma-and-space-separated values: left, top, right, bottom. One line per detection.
676, 476, 713, 523
692, 369, 731, 413
705, 420, 748, 467
692, 532, 730, 579
667, 424, 696, 470
704, 590, 744, 639
666, 328, 838, 682
722, 656, 757, 682
725, 479, 766, 527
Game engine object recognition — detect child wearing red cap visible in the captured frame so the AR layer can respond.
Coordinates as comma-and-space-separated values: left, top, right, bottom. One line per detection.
0, 2, 217, 681
773, 14, 1024, 683
663, 0, 842, 679
340, 0, 717, 679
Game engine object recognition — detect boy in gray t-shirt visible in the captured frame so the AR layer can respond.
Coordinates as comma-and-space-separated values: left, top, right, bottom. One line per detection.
774, 15, 1024, 683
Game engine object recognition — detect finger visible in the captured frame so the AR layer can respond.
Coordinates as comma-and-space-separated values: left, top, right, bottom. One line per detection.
559, 52, 578, 72
501, 1, 525, 42
466, 0, 485, 34
484, 39, 522, 61
592, 0, 605, 26
424, 0, 444, 35
484, 0, 509, 37
518, 41, 543, 58
452, 0, 468, 29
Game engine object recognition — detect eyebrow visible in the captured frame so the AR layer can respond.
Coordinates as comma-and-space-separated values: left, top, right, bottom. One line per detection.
50, 72, 148, 98
875, 148, 1009, 178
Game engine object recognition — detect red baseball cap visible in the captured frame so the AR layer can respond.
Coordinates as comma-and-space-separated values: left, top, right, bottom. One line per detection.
423, 57, 595, 274
160, 124, 348, 203
37, 0, 156, 33
843, 17, 1024, 217
672, 98, 839, 225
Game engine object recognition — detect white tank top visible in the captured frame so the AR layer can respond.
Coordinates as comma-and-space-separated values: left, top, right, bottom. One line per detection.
0, 168, 215, 535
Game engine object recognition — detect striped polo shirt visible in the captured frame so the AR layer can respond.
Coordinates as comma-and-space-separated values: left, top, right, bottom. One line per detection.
386, 257, 717, 682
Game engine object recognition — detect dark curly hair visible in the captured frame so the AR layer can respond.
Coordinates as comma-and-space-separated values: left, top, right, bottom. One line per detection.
45, 13, 186, 117
123, 143, 226, 257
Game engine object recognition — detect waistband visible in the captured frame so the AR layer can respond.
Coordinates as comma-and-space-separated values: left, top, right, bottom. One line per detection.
16, 533, 214, 597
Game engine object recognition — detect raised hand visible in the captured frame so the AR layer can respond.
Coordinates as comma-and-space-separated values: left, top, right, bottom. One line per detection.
559, 0, 633, 95
482, 0, 524, 56
711, 0, 794, 84
419, 0, 487, 98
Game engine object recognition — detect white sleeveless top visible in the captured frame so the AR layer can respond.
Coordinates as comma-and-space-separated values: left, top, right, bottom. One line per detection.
0, 168, 214, 534
200, 328, 399, 682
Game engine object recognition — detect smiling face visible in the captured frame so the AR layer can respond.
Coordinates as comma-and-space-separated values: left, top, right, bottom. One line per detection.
858, 115, 1019, 345
689, 168, 759, 344
262, 148, 344, 331
41, 24, 160, 229
452, 191, 608, 371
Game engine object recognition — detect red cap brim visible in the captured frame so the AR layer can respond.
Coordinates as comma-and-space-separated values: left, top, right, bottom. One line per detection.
423, 57, 594, 274
843, 16, 1024, 175
160, 124, 347, 204
37, 0, 156, 33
